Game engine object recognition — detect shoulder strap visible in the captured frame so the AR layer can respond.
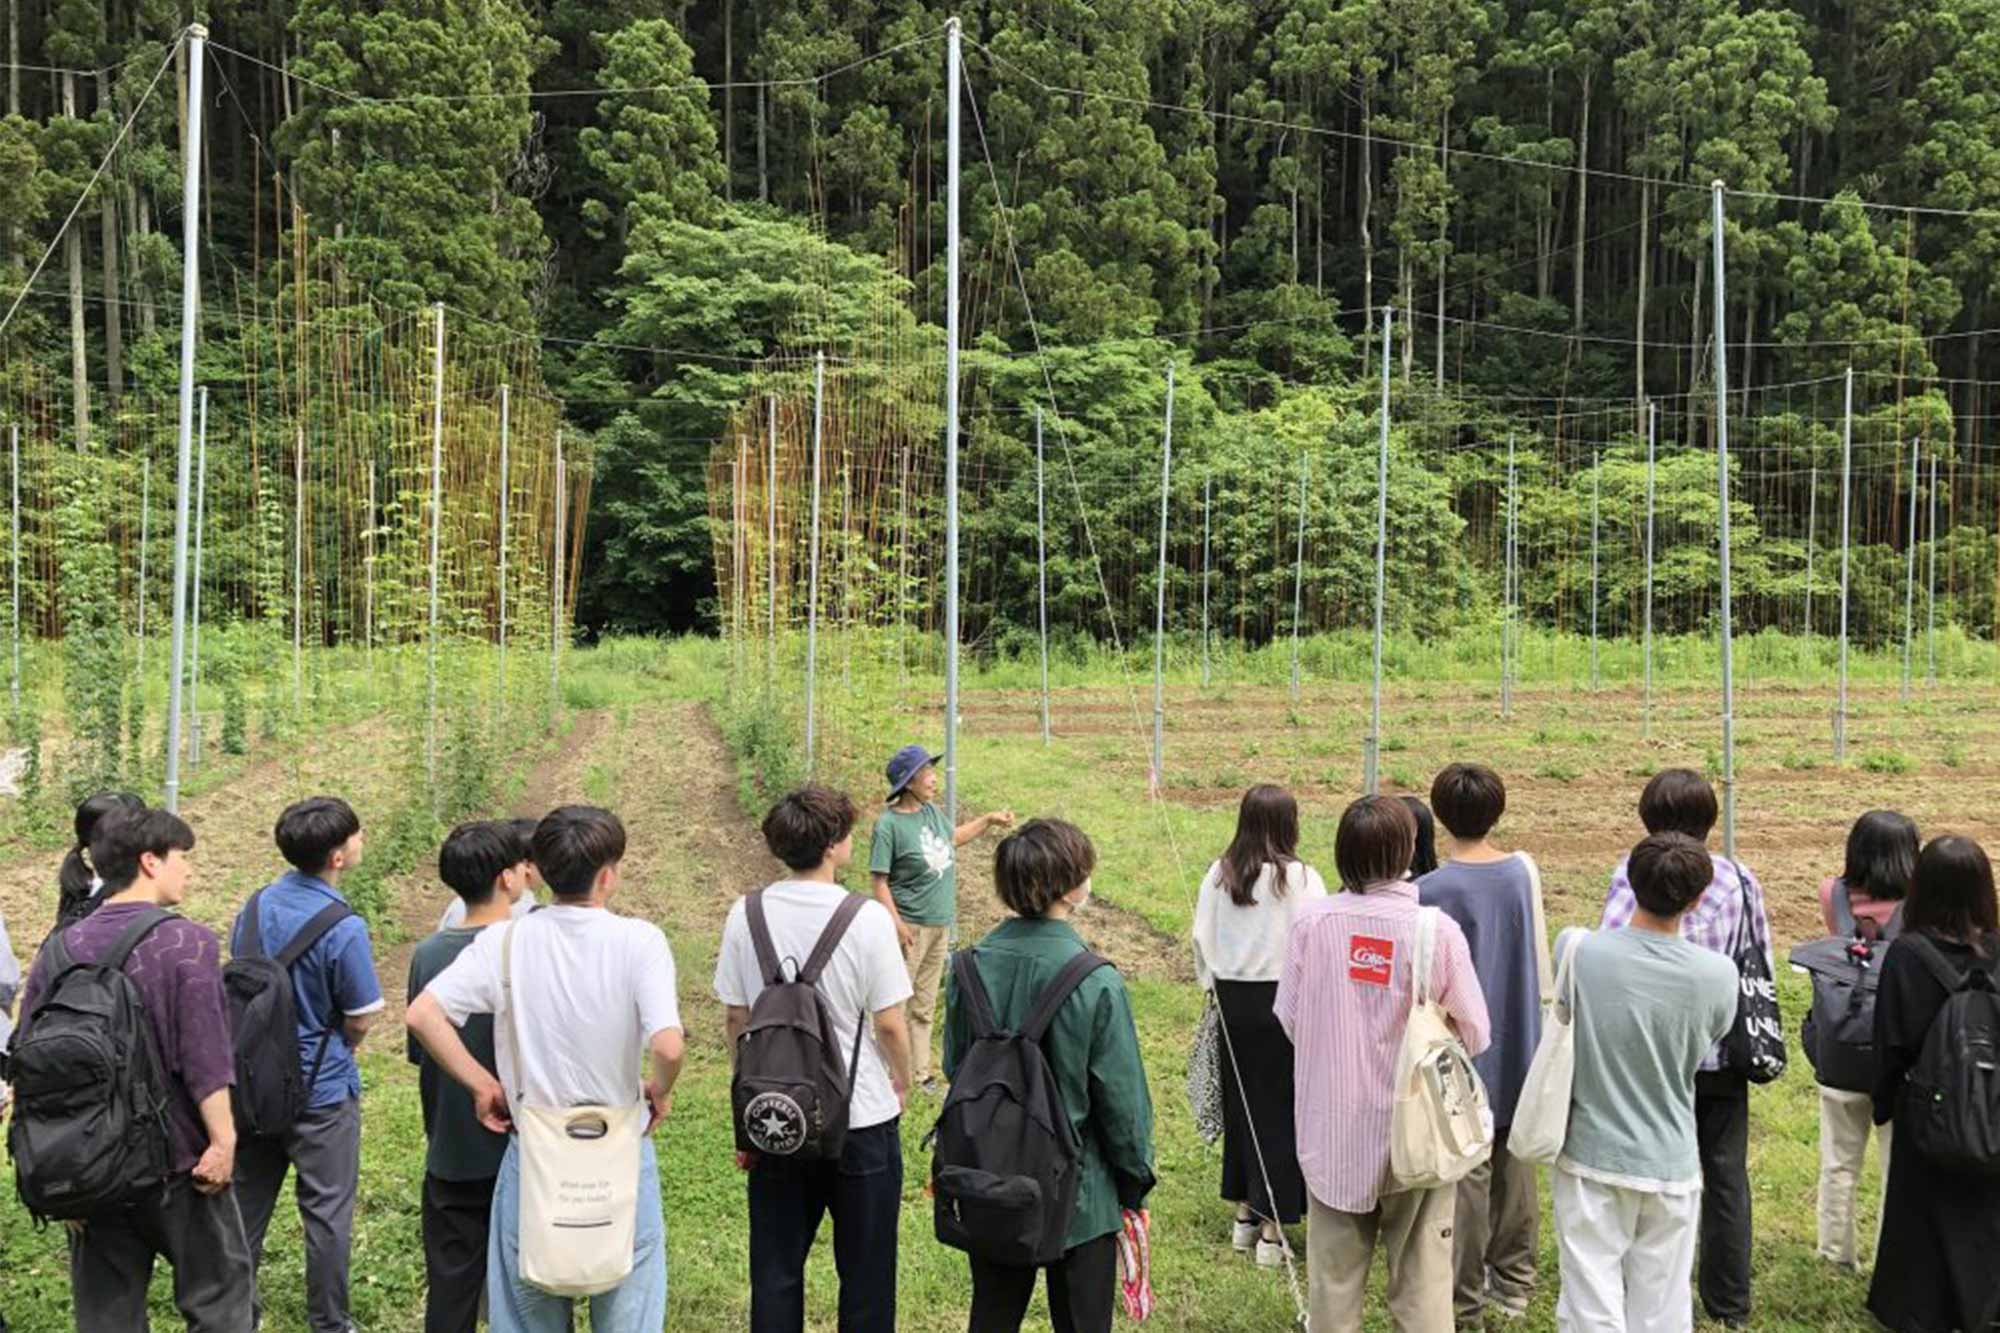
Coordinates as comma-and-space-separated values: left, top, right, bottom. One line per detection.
951, 950, 1000, 1041
745, 890, 784, 986
238, 888, 266, 958
1904, 932, 1973, 996
1519, 852, 1554, 1004
1831, 879, 1860, 938
1882, 901, 1906, 941
798, 893, 868, 986
101, 907, 175, 971
1411, 907, 1438, 1013
1022, 950, 1111, 1043
499, 919, 522, 1099
1553, 927, 1586, 1009
275, 902, 354, 970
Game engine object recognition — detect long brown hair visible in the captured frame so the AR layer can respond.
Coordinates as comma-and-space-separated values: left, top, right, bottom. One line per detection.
1219, 785, 1300, 907
1905, 835, 1999, 955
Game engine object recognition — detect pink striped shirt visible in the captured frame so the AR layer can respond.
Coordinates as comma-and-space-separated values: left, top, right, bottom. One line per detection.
1274, 880, 1491, 1213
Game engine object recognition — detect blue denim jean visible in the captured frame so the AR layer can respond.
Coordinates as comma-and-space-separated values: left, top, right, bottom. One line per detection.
487, 1136, 666, 1333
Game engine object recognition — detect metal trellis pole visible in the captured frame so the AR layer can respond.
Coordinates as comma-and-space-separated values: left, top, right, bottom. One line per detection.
1589, 450, 1600, 690
805, 351, 824, 776
1365, 306, 1391, 796
1805, 463, 1818, 642
1903, 438, 1919, 705
1504, 434, 1517, 721
137, 457, 149, 674
766, 393, 777, 671
1836, 368, 1853, 761
1151, 364, 1174, 791
1289, 451, 1308, 705
943, 16, 962, 825
364, 466, 375, 668
1036, 407, 1050, 745
1928, 445, 1939, 686
1643, 404, 1657, 739
426, 302, 445, 800
188, 388, 207, 766
498, 382, 510, 711
1200, 474, 1211, 690
161, 22, 205, 814
551, 432, 565, 726
1710, 182, 1737, 858
293, 424, 303, 711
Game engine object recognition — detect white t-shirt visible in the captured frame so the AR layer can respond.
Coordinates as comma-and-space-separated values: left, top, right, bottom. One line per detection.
712, 880, 913, 1130
423, 905, 681, 1110
438, 890, 539, 932
1192, 859, 1329, 986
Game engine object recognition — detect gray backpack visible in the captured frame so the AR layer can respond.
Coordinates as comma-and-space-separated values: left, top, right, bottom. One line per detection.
729, 891, 867, 1163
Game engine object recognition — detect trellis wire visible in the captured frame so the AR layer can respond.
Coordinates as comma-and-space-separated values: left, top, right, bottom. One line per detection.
187, 387, 208, 767
1929, 445, 1939, 686
1364, 306, 1390, 797
1036, 406, 1050, 745
1642, 404, 1656, 739
425, 303, 445, 800
804, 351, 824, 776
1711, 182, 1737, 858
1903, 438, 1919, 704
1836, 367, 1854, 760
1289, 450, 1307, 704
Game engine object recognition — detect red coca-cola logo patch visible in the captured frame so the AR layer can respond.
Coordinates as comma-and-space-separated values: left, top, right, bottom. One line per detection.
1349, 935, 1395, 987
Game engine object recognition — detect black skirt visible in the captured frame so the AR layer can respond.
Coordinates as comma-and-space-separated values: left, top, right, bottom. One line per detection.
1868, 1127, 2000, 1332
1213, 979, 1306, 1226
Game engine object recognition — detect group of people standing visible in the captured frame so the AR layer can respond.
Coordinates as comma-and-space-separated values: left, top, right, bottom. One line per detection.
1196, 761, 2000, 1333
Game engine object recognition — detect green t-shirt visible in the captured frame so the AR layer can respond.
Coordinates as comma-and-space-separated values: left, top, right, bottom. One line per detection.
870, 803, 957, 925
406, 926, 507, 1182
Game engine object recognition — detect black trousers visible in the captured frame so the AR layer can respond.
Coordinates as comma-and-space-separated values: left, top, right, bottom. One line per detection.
1695, 1070, 1753, 1323
747, 1118, 902, 1333
423, 1173, 496, 1333
69, 1175, 255, 1333
967, 1233, 1119, 1333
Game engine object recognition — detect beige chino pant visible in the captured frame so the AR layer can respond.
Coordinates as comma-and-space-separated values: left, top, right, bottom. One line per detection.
904, 922, 951, 1084
1307, 1184, 1456, 1333
1817, 1085, 1891, 1269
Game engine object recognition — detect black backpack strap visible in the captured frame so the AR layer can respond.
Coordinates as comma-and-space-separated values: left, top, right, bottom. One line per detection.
798, 894, 868, 986
950, 950, 1001, 1041
1882, 901, 1906, 942
275, 902, 354, 970
745, 891, 785, 986
237, 888, 267, 958
1022, 951, 1111, 1044
100, 907, 175, 971
1905, 932, 1975, 996
1832, 879, 1859, 938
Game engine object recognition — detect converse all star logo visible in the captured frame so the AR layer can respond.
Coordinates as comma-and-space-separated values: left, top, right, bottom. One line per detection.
743, 1091, 808, 1156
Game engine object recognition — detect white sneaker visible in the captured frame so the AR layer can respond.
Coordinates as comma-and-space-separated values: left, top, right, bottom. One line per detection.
1231, 1218, 1258, 1252
1255, 1236, 1285, 1269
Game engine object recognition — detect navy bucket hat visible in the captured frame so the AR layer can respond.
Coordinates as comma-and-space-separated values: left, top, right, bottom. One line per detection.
885, 745, 938, 798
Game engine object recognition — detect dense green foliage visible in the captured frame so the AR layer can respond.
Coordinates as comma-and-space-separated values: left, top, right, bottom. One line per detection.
3, 0, 1999, 641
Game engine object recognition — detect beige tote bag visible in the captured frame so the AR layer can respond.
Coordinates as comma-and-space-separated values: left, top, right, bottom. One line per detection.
500, 921, 645, 1298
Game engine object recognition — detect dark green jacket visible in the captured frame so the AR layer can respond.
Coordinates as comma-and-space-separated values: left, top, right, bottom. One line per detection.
942, 917, 1157, 1251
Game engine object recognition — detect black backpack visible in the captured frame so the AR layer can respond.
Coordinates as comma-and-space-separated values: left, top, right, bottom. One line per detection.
1899, 933, 2000, 1175
224, 890, 354, 1139
730, 890, 867, 1163
928, 948, 1109, 1268
1792, 883, 1904, 1093
7, 908, 175, 1222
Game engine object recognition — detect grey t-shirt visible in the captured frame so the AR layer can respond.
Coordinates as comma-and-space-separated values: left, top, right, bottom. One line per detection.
1560, 925, 1738, 1189
1419, 856, 1542, 1126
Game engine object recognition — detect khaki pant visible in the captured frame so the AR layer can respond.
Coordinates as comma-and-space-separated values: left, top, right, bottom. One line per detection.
1307, 1185, 1455, 1333
904, 922, 951, 1083
1817, 1085, 1891, 1269
1454, 1128, 1539, 1320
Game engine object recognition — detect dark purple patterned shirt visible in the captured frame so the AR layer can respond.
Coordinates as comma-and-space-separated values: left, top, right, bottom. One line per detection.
19, 902, 234, 1174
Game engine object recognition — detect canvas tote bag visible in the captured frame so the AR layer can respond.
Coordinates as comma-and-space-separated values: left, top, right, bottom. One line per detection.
1510, 928, 1585, 1165
1389, 908, 1494, 1190
500, 919, 646, 1297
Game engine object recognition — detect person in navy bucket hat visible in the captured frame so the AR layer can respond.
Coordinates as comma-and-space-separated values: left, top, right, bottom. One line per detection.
867, 744, 1014, 1090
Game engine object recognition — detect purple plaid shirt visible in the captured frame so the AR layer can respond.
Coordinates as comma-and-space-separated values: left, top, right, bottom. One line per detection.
1600, 852, 1773, 1073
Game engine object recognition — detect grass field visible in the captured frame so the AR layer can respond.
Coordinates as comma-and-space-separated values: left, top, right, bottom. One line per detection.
2, 629, 1989, 1330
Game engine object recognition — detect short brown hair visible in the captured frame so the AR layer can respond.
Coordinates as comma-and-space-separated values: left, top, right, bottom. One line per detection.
534, 805, 627, 898
994, 818, 1096, 918
762, 786, 856, 871
1638, 768, 1717, 840
1627, 832, 1714, 917
1335, 796, 1416, 891
1430, 763, 1506, 840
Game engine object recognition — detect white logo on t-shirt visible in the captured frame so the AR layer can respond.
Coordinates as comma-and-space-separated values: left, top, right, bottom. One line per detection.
919, 826, 954, 882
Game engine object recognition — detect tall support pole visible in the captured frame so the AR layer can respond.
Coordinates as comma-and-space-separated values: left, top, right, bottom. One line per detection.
1805, 464, 1818, 640
426, 302, 445, 800
497, 382, 510, 710
1151, 363, 1174, 791
7, 422, 17, 726
1502, 435, 1516, 720
188, 389, 207, 766
1365, 306, 1392, 796
765, 393, 777, 669
1289, 451, 1308, 704
943, 16, 962, 824
1643, 405, 1657, 739
1036, 408, 1050, 745
1836, 368, 1854, 760
1200, 475, 1211, 690
292, 424, 303, 711
137, 457, 150, 673
1928, 446, 1939, 686
364, 466, 375, 668
161, 23, 205, 812
1710, 182, 1737, 857
1903, 438, 1920, 704
551, 432, 565, 724
804, 351, 824, 776
1589, 450, 1600, 690
897, 442, 908, 689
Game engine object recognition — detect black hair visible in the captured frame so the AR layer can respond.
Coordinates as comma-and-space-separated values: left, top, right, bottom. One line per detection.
534, 805, 628, 898
1402, 797, 1439, 877
1218, 784, 1300, 908
1841, 810, 1919, 903
439, 821, 520, 907
56, 791, 146, 927
1627, 832, 1714, 917
507, 817, 539, 865
994, 819, 1097, 918
90, 808, 195, 894
274, 796, 363, 875
1430, 763, 1506, 841
1638, 768, 1719, 840
1335, 796, 1417, 892
760, 786, 856, 872
1905, 835, 1999, 952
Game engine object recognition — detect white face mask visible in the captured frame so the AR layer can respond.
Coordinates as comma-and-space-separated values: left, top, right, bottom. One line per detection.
1066, 881, 1092, 913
